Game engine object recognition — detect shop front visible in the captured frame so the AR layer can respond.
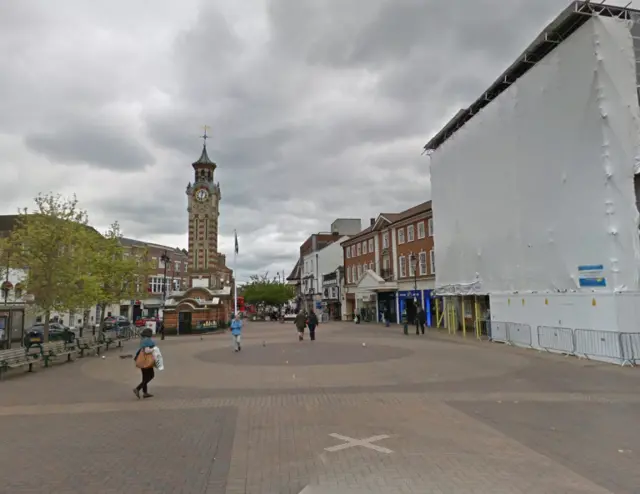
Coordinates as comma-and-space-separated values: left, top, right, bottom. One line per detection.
377, 291, 397, 323
354, 270, 398, 323
397, 290, 422, 324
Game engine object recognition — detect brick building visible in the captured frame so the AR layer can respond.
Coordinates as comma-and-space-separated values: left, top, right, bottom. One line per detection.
342, 201, 437, 325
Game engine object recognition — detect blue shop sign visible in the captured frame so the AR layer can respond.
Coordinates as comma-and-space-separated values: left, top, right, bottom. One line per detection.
398, 290, 421, 300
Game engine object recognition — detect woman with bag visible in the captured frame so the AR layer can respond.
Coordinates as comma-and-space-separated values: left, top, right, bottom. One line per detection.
133, 329, 158, 399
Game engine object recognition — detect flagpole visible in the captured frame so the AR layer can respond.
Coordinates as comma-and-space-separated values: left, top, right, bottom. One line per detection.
233, 229, 238, 316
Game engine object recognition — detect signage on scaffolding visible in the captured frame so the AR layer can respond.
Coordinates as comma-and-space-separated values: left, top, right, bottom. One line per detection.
578, 264, 606, 287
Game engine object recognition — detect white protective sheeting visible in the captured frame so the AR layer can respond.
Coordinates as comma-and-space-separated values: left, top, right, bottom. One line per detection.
431, 16, 640, 295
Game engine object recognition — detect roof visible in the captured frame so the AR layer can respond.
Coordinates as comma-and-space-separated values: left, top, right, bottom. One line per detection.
0, 214, 101, 237
192, 144, 216, 167
120, 236, 187, 256
286, 257, 301, 281
423, 1, 640, 152
343, 201, 433, 246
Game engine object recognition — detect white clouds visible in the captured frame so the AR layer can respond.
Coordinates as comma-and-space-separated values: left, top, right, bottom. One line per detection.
2, 0, 638, 281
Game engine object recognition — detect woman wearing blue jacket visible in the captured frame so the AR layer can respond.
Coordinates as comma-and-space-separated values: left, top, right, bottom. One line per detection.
230, 314, 243, 352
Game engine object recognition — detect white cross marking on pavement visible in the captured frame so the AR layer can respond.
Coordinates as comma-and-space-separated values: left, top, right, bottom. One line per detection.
324, 433, 393, 454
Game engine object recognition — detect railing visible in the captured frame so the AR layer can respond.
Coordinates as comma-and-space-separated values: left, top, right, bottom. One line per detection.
485, 320, 640, 366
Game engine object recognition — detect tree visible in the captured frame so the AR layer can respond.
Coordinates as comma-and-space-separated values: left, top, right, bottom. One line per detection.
90, 222, 153, 331
7, 194, 95, 341
243, 272, 295, 311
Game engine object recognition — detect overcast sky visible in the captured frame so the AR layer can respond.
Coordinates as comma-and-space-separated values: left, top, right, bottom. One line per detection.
1, 0, 635, 281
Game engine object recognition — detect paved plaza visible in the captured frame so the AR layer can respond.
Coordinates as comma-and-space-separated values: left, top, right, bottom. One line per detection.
1, 322, 639, 493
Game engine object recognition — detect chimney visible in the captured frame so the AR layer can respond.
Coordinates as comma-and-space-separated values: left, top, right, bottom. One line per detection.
370, 218, 375, 227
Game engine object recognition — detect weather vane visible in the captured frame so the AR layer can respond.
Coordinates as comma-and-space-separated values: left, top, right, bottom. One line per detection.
201, 124, 211, 145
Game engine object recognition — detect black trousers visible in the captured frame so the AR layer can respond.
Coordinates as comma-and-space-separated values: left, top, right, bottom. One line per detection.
308, 325, 316, 341
419, 321, 425, 334
136, 367, 155, 393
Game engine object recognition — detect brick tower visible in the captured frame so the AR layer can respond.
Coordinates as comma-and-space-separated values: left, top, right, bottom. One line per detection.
185, 131, 222, 289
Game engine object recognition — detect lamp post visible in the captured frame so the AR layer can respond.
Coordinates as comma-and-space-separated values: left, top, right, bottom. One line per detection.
160, 249, 170, 314
410, 253, 419, 335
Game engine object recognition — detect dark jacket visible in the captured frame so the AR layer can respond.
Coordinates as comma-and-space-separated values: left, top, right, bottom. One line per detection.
308, 312, 319, 327
294, 312, 306, 330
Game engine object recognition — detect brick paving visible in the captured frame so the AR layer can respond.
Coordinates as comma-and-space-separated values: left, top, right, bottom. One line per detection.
0, 321, 638, 493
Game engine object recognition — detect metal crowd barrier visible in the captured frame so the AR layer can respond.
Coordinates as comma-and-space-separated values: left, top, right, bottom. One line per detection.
487, 321, 532, 347
488, 322, 640, 366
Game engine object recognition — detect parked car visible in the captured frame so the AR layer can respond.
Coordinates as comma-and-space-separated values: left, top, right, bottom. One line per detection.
23, 323, 76, 348
102, 316, 132, 336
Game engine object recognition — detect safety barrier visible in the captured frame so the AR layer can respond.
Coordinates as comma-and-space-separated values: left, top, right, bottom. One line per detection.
487, 320, 509, 343
620, 332, 640, 365
574, 328, 624, 362
487, 321, 532, 347
479, 321, 640, 366
537, 326, 575, 354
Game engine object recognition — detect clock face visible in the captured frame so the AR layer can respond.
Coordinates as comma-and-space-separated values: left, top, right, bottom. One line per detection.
195, 188, 209, 202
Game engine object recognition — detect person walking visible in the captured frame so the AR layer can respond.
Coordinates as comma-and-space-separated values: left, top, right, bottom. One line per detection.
133, 329, 156, 399
307, 310, 319, 341
230, 314, 243, 352
417, 306, 426, 335
294, 310, 306, 341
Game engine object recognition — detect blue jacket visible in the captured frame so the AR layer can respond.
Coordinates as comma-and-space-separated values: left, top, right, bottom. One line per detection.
135, 337, 155, 359
230, 319, 242, 336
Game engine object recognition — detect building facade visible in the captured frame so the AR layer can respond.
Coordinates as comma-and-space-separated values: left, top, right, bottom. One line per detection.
342, 202, 437, 324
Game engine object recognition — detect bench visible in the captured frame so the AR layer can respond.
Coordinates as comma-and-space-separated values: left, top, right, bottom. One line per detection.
0, 348, 36, 379
101, 330, 122, 350
76, 336, 101, 357
41, 341, 75, 367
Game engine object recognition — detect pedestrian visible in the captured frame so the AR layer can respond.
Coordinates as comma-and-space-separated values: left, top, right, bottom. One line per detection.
417, 306, 426, 335
307, 310, 319, 341
294, 310, 306, 341
133, 328, 156, 399
383, 308, 390, 328
158, 319, 165, 341
230, 314, 243, 352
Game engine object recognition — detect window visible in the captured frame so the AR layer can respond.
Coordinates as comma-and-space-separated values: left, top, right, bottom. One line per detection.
383, 258, 390, 269
351, 265, 355, 283
417, 221, 425, 239
369, 262, 374, 271
368, 239, 374, 252
408, 255, 416, 277
351, 245, 356, 258
172, 279, 181, 290
356, 243, 362, 256
407, 225, 415, 242
158, 256, 166, 269
310, 260, 314, 273
174, 261, 181, 273
362, 241, 367, 255
357, 265, 362, 278
430, 249, 435, 274
148, 276, 167, 294
419, 252, 427, 275
398, 228, 405, 244
428, 218, 434, 237
346, 247, 351, 259
347, 266, 351, 284
382, 232, 389, 249
399, 256, 406, 278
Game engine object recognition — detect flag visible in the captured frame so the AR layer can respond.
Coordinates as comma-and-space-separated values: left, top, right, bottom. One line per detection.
234, 230, 239, 255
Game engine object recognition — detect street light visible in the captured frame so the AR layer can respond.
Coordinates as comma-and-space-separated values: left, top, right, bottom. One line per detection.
410, 253, 419, 335
161, 250, 170, 307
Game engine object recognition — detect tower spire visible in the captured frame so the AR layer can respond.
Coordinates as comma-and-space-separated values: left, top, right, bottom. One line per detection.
193, 125, 215, 167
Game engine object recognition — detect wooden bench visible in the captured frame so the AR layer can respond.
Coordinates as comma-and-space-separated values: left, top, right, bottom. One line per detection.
0, 348, 37, 379
41, 341, 75, 367
76, 336, 101, 357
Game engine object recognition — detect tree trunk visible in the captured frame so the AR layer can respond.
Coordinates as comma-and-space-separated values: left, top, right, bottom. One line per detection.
43, 310, 50, 343
81, 309, 90, 337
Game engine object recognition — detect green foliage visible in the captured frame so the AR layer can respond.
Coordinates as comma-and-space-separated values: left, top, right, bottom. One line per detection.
6, 194, 94, 340
243, 272, 295, 308
89, 222, 154, 329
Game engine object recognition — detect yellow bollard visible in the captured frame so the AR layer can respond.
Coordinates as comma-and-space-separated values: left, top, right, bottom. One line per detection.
436, 298, 441, 328
474, 296, 481, 339
461, 297, 467, 338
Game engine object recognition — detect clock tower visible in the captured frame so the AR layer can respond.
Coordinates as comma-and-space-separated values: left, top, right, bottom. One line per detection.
185, 131, 222, 289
